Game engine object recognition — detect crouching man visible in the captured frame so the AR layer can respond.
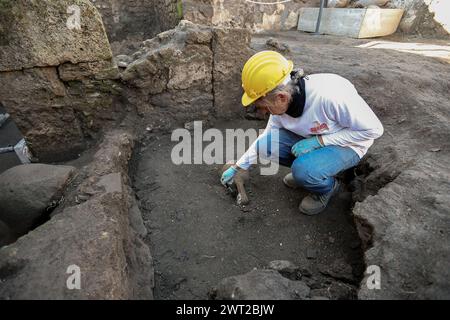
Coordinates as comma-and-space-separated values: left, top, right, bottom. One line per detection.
221, 51, 384, 215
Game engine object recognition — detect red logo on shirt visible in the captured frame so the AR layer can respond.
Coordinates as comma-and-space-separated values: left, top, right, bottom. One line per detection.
310, 121, 329, 134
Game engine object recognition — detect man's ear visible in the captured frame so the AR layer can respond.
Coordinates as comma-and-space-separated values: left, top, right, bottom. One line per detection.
277, 92, 289, 104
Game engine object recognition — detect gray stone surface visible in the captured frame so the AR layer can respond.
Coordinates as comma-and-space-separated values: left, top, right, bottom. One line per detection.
0, 164, 75, 236
212, 269, 311, 300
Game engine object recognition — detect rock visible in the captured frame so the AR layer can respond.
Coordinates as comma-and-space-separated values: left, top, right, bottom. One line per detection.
328, 0, 350, 8
115, 55, 133, 68
319, 259, 356, 283
212, 269, 310, 300
268, 260, 301, 280
96, 173, 123, 194
300, 267, 313, 278
354, 159, 450, 299
353, 0, 390, 7
310, 281, 356, 300
0, 192, 152, 299
266, 38, 290, 53
0, 164, 75, 236
58, 61, 120, 81
281, 11, 300, 30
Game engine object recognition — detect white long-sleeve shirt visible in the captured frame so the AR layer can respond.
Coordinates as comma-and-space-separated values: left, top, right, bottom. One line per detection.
236, 73, 384, 170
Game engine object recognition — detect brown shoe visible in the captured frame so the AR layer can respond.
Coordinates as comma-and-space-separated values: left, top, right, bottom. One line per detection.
299, 180, 340, 215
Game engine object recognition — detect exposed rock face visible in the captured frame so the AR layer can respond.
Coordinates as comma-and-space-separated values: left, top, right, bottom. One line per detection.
355, 159, 450, 299
211, 269, 311, 300
0, 130, 154, 299
392, 0, 449, 36
91, 0, 181, 42
0, 0, 124, 162
0, 164, 75, 237
122, 20, 253, 128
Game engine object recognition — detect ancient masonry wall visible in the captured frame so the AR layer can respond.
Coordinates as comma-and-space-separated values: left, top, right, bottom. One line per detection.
91, 0, 182, 42
0, 0, 124, 162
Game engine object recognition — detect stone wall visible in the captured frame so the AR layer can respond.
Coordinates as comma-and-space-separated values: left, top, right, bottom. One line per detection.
121, 20, 253, 128
182, 0, 320, 32
91, 0, 182, 42
0, 0, 123, 162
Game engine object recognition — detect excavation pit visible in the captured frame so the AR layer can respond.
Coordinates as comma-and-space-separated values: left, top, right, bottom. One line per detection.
131, 119, 365, 300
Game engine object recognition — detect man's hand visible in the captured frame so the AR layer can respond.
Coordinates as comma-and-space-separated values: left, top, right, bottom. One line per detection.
291, 136, 323, 157
221, 166, 238, 186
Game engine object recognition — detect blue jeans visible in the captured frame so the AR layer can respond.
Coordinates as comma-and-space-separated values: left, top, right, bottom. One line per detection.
256, 128, 360, 195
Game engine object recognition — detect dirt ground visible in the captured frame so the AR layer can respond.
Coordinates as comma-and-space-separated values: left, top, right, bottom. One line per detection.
132, 120, 364, 300
132, 31, 450, 300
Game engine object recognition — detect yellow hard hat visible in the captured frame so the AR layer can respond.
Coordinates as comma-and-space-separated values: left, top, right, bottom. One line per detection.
241, 50, 294, 107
